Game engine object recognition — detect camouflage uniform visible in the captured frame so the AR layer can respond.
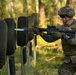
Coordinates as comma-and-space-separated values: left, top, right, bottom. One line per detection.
39, 6, 76, 75
40, 20, 76, 75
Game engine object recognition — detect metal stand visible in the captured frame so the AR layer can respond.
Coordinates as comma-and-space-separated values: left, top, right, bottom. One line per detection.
27, 42, 31, 71
33, 35, 37, 65
7, 55, 15, 75
20, 46, 26, 75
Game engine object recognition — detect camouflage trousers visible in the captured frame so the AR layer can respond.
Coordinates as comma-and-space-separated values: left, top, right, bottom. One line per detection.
58, 55, 76, 75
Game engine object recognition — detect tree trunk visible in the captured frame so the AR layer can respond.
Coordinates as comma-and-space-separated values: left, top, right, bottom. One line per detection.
66, 0, 73, 6
39, 0, 45, 26
65, 0, 76, 10
35, 0, 39, 13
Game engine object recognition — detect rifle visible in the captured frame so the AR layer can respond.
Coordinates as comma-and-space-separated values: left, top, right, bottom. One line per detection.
37, 25, 75, 39
15, 25, 76, 39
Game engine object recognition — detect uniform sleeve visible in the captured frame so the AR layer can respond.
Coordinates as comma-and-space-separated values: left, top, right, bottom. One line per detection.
40, 32, 60, 42
67, 34, 76, 45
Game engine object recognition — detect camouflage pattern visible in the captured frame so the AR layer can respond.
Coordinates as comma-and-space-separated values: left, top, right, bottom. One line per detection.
40, 19, 76, 75
58, 6, 75, 17
41, 20, 76, 55
58, 60, 76, 75
58, 55, 76, 75
61, 20, 76, 56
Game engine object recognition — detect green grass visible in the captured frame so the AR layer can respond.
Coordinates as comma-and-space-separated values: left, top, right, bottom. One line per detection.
30, 47, 63, 75
0, 37, 64, 75
0, 45, 63, 75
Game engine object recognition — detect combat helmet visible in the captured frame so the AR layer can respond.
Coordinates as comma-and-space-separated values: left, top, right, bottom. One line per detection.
58, 6, 75, 17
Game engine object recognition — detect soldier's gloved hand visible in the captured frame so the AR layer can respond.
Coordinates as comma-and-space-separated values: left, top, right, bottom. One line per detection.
62, 34, 70, 40
33, 27, 41, 35
51, 31, 63, 38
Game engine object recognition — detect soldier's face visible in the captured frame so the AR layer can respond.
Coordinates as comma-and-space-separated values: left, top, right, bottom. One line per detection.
61, 17, 69, 23
60, 16, 72, 26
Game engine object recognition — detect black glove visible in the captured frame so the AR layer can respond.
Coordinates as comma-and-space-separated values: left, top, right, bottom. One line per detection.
51, 31, 63, 38
62, 34, 75, 40
62, 34, 71, 40
33, 27, 41, 35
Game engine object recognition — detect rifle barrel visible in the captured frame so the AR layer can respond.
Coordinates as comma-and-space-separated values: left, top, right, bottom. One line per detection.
38, 28, 47, 32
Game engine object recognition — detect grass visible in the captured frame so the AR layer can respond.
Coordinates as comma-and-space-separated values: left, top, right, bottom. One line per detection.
0, 37, 64, 75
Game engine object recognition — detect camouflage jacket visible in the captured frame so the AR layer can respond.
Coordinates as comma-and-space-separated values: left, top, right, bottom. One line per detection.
40, 19, 76, 55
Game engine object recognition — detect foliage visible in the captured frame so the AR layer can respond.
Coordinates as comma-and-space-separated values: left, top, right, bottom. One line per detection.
0, 0, 76, 75
0, 0, 7, 19
0, 0, 66, 22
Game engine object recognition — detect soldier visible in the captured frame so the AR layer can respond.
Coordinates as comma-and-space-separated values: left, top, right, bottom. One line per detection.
33, 6, 76, 75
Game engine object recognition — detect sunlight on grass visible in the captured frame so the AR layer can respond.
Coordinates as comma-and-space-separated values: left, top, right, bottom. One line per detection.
1, 47, 63, 75
1, 37, 64, 75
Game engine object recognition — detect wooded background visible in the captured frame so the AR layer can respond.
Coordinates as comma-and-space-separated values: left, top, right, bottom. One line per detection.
0, 0, 76, 27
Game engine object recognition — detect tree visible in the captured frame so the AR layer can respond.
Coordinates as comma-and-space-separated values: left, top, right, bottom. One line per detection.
0, 0, 7, 19
66, 0, 72, 6
35, 0, 39, 13
39, 0, 46, 26
21, 0, 28, 15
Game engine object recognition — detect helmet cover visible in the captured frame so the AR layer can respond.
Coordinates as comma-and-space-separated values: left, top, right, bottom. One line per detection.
58, 6, 75, 17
